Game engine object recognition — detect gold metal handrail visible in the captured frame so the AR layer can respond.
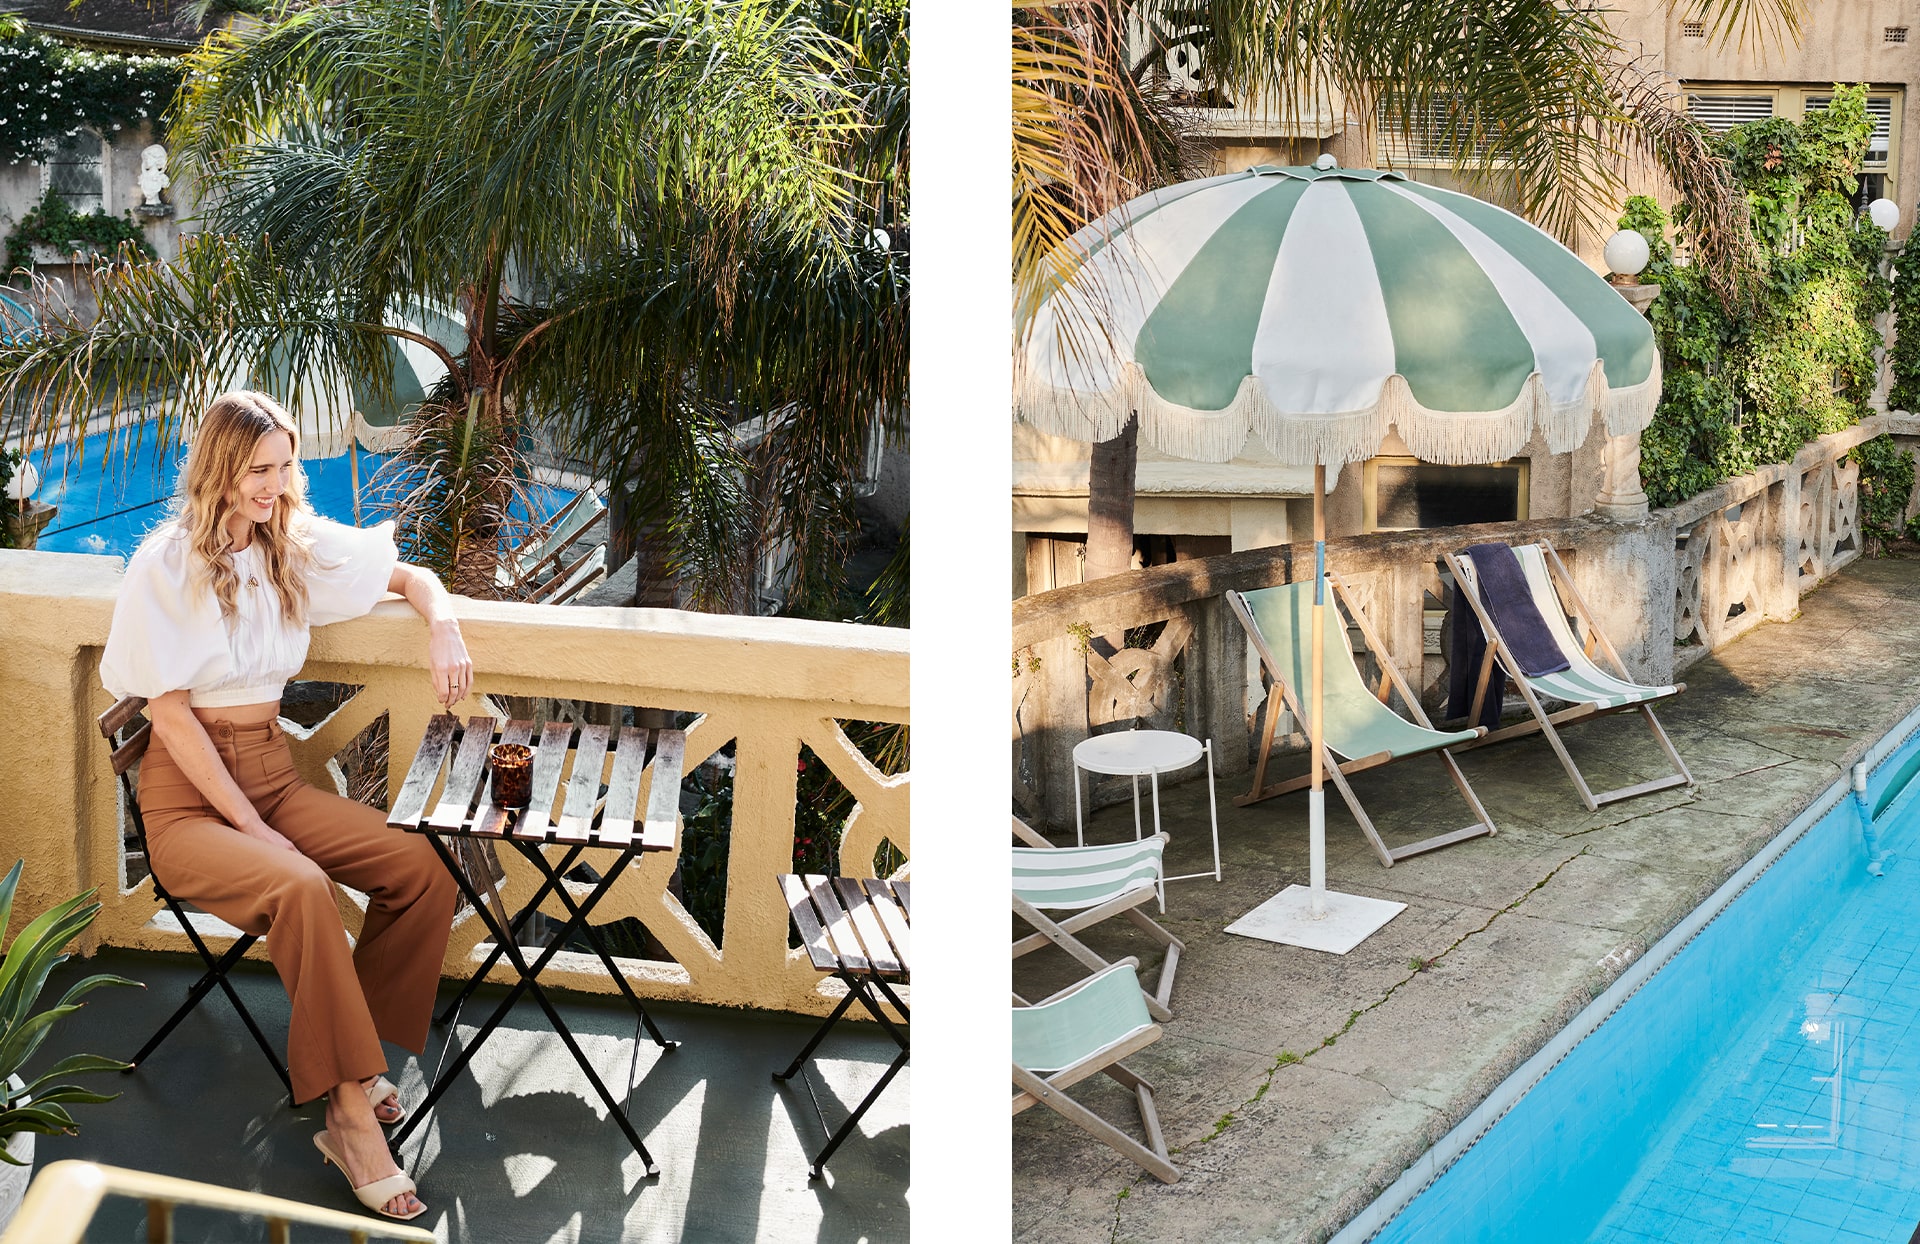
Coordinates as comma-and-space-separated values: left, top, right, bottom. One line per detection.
1, 1161, 436, 1244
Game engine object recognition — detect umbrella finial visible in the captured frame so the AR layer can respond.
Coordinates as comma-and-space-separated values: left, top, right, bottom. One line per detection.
1312, 153, 1338, 171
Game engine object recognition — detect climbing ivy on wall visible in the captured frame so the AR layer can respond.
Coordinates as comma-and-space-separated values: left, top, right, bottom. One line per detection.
5, 188, 156, 272
1627, 85, 1898, 536
0, 18, 183, 167
1890, 240, 1920, 416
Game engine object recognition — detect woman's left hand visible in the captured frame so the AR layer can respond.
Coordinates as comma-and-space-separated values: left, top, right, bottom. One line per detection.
429, 618, 473, 709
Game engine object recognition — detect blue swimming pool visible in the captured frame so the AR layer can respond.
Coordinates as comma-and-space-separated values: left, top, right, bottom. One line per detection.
25, 420, 567, 560
1343, 706, 1920, 1244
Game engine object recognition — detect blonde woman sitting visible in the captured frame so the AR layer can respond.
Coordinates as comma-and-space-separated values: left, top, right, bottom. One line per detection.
100, 390, 471, 1222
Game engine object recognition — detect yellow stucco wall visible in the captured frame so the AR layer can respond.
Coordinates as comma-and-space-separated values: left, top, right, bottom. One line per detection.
0, 549, 910, 1019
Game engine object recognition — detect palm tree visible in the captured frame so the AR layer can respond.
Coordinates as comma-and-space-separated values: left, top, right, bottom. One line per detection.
1014, 0, 1804, 587
0, 0, 906, 609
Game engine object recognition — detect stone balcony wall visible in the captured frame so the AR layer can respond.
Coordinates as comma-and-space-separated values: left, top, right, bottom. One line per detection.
0, 550, 910, 1018
1013, 418, 1889, 831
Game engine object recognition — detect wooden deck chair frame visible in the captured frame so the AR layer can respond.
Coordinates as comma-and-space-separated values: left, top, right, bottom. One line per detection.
1011, 817, 1183, 1022
97, 696, 291, 1093
503, 488, 608, 597
1226, 572, 1496, 867
1012, 962, 1177, 1184
1443, 540, 1693, 811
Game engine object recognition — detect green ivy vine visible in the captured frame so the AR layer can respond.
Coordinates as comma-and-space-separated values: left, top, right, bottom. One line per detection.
5, 188, 156, 272
1627, 85, 1904, 542
0, 18, 184, 166
1890, 239, 1920, 415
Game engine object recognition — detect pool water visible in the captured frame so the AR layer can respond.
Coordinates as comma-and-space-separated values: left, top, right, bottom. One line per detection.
1359, 712, 1920, 1244
26, 420, 567, 560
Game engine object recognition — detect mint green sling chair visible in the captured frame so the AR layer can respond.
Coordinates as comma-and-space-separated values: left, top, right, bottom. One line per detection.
1226, 573, 1497, 867
1013, 962, 1177, 1184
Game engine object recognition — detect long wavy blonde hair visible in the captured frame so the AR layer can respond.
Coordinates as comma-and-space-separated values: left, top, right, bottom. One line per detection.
176, 390, 316, 625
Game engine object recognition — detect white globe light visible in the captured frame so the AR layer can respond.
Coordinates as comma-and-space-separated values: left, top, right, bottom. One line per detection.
1869, 197, 1901, 231
1312, 153, 1338, 171
4, 460, 37, 502
1604, 229, 1651, 278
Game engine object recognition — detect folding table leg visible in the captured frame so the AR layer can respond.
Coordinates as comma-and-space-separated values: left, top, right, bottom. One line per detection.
434, 843, 587, 1026
518, 843, 676, 1050
397, 834, 666, 1175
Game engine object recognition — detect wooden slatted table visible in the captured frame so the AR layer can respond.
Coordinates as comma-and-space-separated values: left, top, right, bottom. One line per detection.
774, 873, 910, 1179
386, 714, 687, 1174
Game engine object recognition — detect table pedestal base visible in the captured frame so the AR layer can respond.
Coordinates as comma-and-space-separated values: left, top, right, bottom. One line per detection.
1225, 884, 1406, 955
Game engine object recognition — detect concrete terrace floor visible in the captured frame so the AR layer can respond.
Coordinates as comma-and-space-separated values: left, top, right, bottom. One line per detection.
1013, 555, 1920, 1244
29, 950, 909, 1243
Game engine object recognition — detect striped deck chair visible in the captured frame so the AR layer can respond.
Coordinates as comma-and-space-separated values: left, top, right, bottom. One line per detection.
1226, 574, 1497, 867
1013, 818, 1183, 1021
1446, 540, 1692, 811
1013, 962, 1177, 1184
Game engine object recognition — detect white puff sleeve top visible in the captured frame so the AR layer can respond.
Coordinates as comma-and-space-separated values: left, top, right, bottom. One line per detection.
100, 513, 399, 708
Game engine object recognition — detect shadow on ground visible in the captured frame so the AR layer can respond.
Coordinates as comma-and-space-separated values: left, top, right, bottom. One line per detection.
32, 949, 909, 1243
1014, 556, 1920, 1244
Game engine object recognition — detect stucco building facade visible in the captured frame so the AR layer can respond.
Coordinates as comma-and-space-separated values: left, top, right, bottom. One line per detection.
1014, 0, 1919, 595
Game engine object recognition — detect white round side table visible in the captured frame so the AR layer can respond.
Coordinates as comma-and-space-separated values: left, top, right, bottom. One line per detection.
1072, 729, 1221, 896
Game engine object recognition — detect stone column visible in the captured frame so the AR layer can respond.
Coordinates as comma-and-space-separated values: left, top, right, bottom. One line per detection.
1595, 282, 1661, 522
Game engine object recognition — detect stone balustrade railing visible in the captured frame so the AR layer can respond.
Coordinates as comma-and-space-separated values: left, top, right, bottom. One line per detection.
1, 550, 909, 1018
1013, 418, 1887, 830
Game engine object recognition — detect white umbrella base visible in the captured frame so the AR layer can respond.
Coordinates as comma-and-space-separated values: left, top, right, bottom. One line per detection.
1225, 884, 1406, 955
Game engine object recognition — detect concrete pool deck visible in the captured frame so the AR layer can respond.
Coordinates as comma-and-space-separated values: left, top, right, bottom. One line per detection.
1012, 554, 1920, 1244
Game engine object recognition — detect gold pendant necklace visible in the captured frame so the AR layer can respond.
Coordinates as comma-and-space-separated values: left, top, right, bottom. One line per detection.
248, 576, 260, 587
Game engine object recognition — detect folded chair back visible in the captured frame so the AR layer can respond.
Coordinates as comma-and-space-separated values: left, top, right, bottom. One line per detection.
1012, 962, 1176, 1183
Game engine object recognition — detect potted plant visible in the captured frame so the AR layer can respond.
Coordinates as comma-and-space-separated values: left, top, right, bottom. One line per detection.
0, 859, 138, 1231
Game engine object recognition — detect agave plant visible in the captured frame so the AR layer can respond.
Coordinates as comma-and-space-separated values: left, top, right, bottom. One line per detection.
0, 860, 138, 1162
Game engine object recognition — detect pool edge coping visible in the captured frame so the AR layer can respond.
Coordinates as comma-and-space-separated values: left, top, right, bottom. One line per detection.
1329, 698, 1920, 1244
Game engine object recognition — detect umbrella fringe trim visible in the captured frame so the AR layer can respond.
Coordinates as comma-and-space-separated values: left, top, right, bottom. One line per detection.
1013, 353, 1665, 468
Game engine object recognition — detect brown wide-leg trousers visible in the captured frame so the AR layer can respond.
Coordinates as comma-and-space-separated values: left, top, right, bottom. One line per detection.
139, 716, 459, 1105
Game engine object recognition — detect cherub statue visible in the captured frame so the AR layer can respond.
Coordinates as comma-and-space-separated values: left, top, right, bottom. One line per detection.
137, 144, 170, 207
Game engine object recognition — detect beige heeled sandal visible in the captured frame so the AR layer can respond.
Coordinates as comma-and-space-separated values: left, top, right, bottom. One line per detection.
313, 1130, 427, 1222
364, 1074, 406, 1126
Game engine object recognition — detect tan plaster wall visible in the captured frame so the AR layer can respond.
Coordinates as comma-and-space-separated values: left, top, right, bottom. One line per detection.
1610, 0, 1920, 241
0, 550, 910, 1019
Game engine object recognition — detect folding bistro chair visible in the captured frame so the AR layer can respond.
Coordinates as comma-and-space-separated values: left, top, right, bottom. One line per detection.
1225, 574, 1497, 867
1012, 962, 1176, 1183
1446, 540, 1693, 811
97, 695, 291, 1092
774, 873, 910, 1180
1012, 817, 1183, 1021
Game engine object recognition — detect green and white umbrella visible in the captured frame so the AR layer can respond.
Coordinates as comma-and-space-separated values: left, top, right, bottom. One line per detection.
1016, 163, 1661, 950
1016, 164, 1660, 470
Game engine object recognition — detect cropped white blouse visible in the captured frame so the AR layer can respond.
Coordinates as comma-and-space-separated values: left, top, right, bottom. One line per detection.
100, 514, 399, 708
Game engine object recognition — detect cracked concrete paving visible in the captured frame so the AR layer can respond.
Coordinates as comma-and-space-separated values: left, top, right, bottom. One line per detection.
1012, 555, 1920, 1244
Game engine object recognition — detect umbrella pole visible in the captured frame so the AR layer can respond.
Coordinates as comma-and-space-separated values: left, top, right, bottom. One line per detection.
1310, 464, 1327, 918
350, 432, 362, 527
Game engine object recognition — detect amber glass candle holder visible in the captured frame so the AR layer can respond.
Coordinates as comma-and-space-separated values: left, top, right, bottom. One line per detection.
489, 743, 534, 808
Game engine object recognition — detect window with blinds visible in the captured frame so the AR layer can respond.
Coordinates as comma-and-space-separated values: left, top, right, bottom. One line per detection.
1805, 94, 1894, 168
1374, 93, 1499, 165
1685, 94, 1776, 131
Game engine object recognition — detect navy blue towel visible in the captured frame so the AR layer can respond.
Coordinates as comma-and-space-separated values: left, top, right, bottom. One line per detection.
1447, 582, 1504, 729
1461, 543, 1572, 678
